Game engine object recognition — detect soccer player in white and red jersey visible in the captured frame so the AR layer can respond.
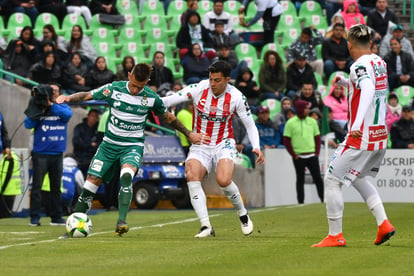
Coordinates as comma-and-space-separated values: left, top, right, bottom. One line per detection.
313, 24, 395, 247
163, 61, 265, 238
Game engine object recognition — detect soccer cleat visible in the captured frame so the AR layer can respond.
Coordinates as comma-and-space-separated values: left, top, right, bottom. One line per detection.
239, 214, 254, 236
58, 232, 69, 239
115, 220, 129, 237
312, 233, 347, 247
50, 218, 66, 226
195, 226, 215, 238
374, 219, 395, 245
29, 217, 41, 226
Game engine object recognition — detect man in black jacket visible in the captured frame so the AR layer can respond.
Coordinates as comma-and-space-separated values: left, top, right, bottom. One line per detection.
384, 38, 414, 91
367, 0, 398, 43
390, 106, 414, 149
322, 23, 353, 79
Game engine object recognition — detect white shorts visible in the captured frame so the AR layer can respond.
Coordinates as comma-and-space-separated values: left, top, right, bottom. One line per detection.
326, 144, 386, 187
187, 139, 237, 174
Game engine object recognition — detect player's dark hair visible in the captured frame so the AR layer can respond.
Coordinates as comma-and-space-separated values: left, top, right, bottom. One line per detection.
208, 60, 231, 78
348, 24, 371, 46
132, 63, 152, 81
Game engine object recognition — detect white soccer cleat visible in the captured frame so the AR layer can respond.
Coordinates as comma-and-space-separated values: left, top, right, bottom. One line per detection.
195, 226, 215, 238
240, 214, 253, 236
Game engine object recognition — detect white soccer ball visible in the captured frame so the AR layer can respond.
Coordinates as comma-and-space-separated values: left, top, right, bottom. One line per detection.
65, 212, 93, 238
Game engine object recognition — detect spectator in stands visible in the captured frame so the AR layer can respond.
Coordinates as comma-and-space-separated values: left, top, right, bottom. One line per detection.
385, 92, 402, 132
2, 39, 32, 86
371, 42, 380, 55
211, 21, 233, 50
73, 109, 100, 177
180, 0, 199, 25
40, 24, 69, 63
116, 55, 135, 81
259, 49, 286, 101
367, 0, 398, 43
286, 51, 317, 99
325, 13, 347, 39
28, 51, 62, 84
181, 43, 211, 84
62, 52, 91, 93
87, 56, 115, 89
379, 24, 414, 59
0, 1, 12, 19
325, 106, 347, 148
358, 0, 376, 15
287, 27, 324, 77
176, 10, 215, 61
203, 0, 233, 35
322, 23, 352, 79
37, 0, 67, 25
65, 0, 92, 25
17, 26, 41, 60
340, 0, 365, 30
239, 0, 282, 44
390, 105, 414, 149
235, 67, 260, 107
89, 0, 118, 15
283, 100, 324, 204
292, 82, 324, 114
323, 83, 348, 128
384, 38, 414, 91
216, 44, 247, 80
35, 39, 61, 64
67, 25, 98, 69
309, 107, 322, 130
11, 0, 39, 26
272, 96, 292, 133
148, 51, 174, 97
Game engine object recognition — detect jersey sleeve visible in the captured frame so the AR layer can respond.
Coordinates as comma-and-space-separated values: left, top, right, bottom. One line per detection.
90, 83, 113, 101
162, 86, 194, 108
236, 94, 260, 149
152, 94, 168, 116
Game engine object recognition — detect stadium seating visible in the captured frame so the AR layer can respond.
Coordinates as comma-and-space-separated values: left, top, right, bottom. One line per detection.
167, 0, 186, 17
298, 1, 323, 19
302, 15, 328, 36
245, 1, 257, 21
92, 41, 121, 64
139, 0, 166, 19
235, 43, 258, 60
280, 0, 297, 16
143, 14, 174, 36
61, 13, 88, 38
223, 0, 242, 15
274, 14, 301, 47
116, 0, 139, 16
34, 12, 62, 36
394, 85, 414, 106
260, 99, 281, 119
6, 12, 32, 40
90, 27, 121, 50
119, 41, 150, 64
144, 28, 175, 52
198, 1, 214, 18
87, 14, 118, 36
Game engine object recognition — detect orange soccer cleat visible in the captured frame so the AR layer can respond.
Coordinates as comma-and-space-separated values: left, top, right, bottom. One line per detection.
312, 233, 347, 247
374, 219, 395, 245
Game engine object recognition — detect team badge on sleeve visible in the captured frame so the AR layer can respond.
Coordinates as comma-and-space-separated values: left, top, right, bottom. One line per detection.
355, 66, 368, 79
103, 88, 110, 97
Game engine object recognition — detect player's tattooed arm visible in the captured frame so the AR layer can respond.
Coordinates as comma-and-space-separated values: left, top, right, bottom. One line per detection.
56, 91, 92, 104
162, 112, 191, 137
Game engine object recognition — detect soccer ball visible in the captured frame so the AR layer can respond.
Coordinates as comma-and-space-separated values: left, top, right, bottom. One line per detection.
65, 212, 93, 238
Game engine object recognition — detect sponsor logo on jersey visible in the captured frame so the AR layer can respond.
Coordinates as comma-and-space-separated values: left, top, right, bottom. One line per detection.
368, 125, 387, 142
199, 113, 227, 122
91, 159, 103, 172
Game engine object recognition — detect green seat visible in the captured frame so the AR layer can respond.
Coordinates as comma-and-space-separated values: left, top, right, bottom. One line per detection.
327, 71, 349, 94
260, 43, 278, 60
235, 152, 252, 169
92, 41, 121, 64
61, 13, 88, 38
116, 0, 139, 16
143, 14, 174, 36
120, 41, 150, 64
275, 14, 301, 47
260, 99, 281, 119
168, 14, 182, 33
91, 27, 121, 50
394, 85, 414, 106
299, 1, 323, 19
302, 15, 328, 36
235, 43, 258, 60
144, 28, 174, 51
223, 0, 242, 15
139, 0, 166, 19
123, 13, 141, 27
118, 26, 146, 46
105, 56, 118, 73
167, 0, 186, 17
246, 1, 257, 19
280, 0, 297, 16
87, 14, 118, 36
165, 57, 183, 79
148, 43, 178, 64
198, 1, 214, 18
6, 12, 32, 40
33, 12, 62, 36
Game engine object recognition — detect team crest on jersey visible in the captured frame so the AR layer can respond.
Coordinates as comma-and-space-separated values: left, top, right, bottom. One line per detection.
141, 96, 148, 106
103, 88, 110, 97
355, 66, 368, 79
186, 92, 192, 99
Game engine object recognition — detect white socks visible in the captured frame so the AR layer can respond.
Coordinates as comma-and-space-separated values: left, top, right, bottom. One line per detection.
83, 180, 99, 193
325, 175, 344, 236
187, 181, 210, 228
221, 181, 247, 217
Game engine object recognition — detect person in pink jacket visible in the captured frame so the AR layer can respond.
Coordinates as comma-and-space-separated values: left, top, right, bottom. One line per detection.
340, 0, 366, 30
323, 84, 348, 128
385, 92, 402, 131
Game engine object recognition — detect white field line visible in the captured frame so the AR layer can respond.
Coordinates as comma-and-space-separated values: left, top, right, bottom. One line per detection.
0, 207, 282, 251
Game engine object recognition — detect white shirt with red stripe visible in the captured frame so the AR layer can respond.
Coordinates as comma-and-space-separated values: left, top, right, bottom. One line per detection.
162, 80, 260, 149
337, 54, 388, 151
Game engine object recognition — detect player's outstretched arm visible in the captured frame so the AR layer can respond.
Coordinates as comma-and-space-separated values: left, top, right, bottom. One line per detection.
162, 111, 210, 145
56, 92, 93, 104
252, 148, 265, 165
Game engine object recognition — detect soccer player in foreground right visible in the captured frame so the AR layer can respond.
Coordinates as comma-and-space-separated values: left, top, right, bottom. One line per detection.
312, 24, 395, 247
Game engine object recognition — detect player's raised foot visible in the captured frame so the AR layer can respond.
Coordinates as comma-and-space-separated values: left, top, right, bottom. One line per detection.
374, 219, 395, 245
239, 214, 254, 236
195, 226, 215, 238
115, 220, 129, 237
312, 233, 346, 247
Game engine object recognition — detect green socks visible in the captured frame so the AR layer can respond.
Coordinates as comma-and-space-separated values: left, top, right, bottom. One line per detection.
74, 189, 95, 213
118, 173, 133, 222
